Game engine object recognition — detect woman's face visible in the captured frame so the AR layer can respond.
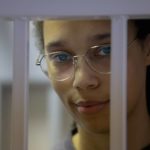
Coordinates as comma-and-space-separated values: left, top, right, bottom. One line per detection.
43, 20, 149, 134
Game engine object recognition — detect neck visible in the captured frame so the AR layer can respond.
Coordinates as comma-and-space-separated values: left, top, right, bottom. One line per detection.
73, 127, 109, 150
128, 96, 150, 150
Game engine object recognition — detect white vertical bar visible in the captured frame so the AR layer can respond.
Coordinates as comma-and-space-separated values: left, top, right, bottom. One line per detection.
110, 16, 128, 150
11, 19, 29, 150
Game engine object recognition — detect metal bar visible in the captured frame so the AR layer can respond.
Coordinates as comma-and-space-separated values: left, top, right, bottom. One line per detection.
110, 16, 128, 150
11, 19, 29, 150
0, 0, 150, 18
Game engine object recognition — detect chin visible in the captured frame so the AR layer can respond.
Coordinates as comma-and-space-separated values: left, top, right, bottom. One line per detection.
79, 120, 110, 135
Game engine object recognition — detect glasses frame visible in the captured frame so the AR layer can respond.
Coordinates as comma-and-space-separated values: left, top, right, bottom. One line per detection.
36, 38, 136, 81
36, 44, 112, 81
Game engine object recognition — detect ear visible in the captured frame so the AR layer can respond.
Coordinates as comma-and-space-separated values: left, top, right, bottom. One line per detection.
143, 34, 150, 66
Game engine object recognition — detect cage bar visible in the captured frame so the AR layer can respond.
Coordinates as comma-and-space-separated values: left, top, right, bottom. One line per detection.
0, 0, 150, 17
11, 20, 29, 150
110, 16, 128, 150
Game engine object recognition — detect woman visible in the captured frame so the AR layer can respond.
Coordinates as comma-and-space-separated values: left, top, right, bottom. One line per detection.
35, 19, 150, 150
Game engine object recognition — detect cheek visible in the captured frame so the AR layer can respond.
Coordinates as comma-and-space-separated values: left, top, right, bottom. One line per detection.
127, 58, 146, 114
51, 80, 78, 119
50, 79, 72, 104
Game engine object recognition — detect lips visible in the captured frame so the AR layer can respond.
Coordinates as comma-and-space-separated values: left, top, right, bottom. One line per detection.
75, 100, 109, 114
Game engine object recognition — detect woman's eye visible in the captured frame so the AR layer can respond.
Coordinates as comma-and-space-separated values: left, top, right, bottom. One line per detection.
97, 45, 111, 56
49, 52, 72, 63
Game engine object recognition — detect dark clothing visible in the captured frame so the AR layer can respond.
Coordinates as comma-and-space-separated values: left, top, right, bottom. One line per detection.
142, 144, 150, 150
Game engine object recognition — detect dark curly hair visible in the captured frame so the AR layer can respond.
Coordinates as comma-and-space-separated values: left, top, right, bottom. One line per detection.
134, 20, 150, 115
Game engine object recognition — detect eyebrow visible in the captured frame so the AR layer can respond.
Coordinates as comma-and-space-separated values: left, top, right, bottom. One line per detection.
90, 33, 110, 41
46, 41, 66, 52
46, 33, 110, 52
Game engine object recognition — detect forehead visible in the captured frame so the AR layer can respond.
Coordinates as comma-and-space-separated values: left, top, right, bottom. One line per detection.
43, 20, 110, 32
43, 20, 111, 46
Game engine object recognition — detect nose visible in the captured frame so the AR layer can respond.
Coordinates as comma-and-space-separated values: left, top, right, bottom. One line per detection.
72, 58, 101, 90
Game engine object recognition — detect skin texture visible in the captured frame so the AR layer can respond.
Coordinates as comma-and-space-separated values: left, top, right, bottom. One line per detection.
43, 20, 150, 150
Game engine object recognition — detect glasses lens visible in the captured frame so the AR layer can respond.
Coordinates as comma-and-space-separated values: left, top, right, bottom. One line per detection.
43, 52, 74, 81
40, 45, 111, 80
86, 45, 111, 74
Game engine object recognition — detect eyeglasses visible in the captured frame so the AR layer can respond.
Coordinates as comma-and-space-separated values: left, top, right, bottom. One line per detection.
36, 44, 111, 81
36, 38, 136, 81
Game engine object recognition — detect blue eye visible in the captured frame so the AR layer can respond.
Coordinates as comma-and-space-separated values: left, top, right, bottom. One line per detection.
98, 45, 111, 56
49, 51, 72, 63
